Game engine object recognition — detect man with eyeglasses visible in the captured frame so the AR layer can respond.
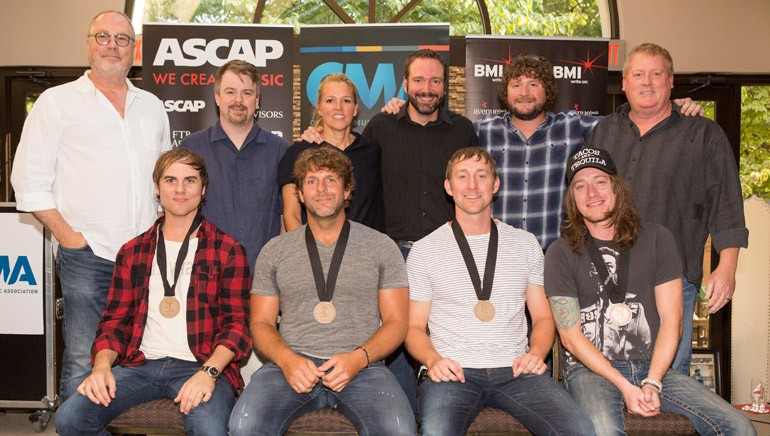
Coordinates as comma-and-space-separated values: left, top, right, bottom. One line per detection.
12, 10, 170, 403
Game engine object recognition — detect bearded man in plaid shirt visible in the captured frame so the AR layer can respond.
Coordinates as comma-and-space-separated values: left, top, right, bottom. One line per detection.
55, 148, 251, 436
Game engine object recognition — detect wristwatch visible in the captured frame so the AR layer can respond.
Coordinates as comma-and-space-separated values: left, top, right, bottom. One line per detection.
200, 365, 220, 383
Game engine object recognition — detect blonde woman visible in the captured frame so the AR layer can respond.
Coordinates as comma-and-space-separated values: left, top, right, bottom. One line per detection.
278, 73, 384, 231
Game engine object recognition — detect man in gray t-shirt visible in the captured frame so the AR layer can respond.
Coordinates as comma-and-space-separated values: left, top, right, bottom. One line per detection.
230, 147, 414, 436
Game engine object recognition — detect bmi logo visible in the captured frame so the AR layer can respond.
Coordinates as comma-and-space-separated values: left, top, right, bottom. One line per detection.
0, 255, 37, 285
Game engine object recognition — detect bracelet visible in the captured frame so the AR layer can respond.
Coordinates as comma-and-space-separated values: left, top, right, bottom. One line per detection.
641, 377, 662, 394
355, 346, 370, 367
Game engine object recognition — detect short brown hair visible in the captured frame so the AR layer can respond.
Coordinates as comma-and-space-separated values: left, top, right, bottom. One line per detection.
445, 147, 497, 180
404, 49, 448, 82
622, 43, 674, 77
498, 55, 557, 111
294, 146, 355, 207
215, 60, 260, 96
312, 73, 359, 128
561, 173, 641, 252
153, 148, 209, 190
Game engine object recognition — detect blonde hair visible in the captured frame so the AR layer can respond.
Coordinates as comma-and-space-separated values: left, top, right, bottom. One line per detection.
623, 43, 674, 77
312, 73, 359, 128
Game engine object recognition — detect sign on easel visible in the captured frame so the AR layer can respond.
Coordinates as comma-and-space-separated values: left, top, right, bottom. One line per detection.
0, 211, 44, 335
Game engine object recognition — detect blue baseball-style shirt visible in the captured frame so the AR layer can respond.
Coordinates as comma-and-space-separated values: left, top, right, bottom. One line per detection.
475, 111, 599, 250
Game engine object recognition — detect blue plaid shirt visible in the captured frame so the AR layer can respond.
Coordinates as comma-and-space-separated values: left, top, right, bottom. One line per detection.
475, 111, 599, 250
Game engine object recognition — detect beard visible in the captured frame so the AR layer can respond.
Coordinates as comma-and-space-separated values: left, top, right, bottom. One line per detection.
305, 195, 346, 220
89, 50, 131, 79
407, 91, 445, 116
508, 98, 546, 121
224, 104, 252, 126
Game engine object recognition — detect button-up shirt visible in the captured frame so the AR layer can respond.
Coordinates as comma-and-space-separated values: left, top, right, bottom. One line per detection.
476, 111, 599, 250
11, 71, 171, 260
363, 105, 478, 242
181, 121, 288, 268
587, 103, 748, 283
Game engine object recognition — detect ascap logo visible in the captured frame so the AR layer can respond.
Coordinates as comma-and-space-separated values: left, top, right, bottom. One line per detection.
152, 38, 284, 67
163, 100, 206, 112
307, 62, 406, 109
0, 255, 37, 286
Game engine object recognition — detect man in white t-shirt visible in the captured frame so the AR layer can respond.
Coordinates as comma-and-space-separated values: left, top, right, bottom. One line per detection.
405, 147, 593, 435
54, 148, 251, 436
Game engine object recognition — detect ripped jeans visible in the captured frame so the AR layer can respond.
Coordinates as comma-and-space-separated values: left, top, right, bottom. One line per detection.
229, 356, 415, 436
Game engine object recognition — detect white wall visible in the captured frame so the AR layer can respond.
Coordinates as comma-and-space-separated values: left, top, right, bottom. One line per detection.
0, 0, 124, 67
617, 0, 770, 73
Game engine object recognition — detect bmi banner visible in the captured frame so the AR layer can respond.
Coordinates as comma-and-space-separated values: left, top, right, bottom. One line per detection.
142, 24, 294, 144
300, 24, 449, 132
465, 36, 609, 122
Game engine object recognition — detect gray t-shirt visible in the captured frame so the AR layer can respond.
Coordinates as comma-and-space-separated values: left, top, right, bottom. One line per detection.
544, 223, 681, 370
252, 220, 407, 358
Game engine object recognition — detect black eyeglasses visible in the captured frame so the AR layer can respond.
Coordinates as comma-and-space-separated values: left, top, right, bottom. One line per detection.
89, 32, 134, 47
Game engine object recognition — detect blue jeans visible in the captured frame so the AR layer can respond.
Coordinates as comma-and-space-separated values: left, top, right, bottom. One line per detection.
54, 358, 235, 436
672, 278, 697, 374
388, 244, 419, 412
56, 245, 115, 402
418, 367, 593, 436
565, 361, 755, 436
230, 358, 415, 436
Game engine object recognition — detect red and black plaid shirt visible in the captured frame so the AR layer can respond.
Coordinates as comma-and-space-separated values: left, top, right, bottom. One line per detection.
92, 216, 252, 389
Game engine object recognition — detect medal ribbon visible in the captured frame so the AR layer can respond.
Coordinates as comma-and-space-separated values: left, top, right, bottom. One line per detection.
583, 236, 630, 304
305, 220, 350, 302
451, 219, 498, 301
157, 213, 203, 298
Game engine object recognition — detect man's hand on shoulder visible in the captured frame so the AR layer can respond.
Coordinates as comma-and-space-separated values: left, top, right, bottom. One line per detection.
512, 352, 547, 377
300, 125, 324, 144
174, 371, 216, 414
318, 350, 367, 392
673, 98, 704, 117
77, 366, 116, 407
382, 98, 406, 115
426, 356, 465, 383
280, 354, 324, 394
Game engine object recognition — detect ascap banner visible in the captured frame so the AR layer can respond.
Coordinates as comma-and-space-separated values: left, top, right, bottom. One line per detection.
142, 24, 294, 144
465, 36, 609, 122
299, 24, 449, 132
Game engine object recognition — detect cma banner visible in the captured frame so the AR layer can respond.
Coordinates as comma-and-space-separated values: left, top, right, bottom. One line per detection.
0, 209, 44, 335
142, 24, 294, 144
465, 36, 609, 122
300, 24, 449, 132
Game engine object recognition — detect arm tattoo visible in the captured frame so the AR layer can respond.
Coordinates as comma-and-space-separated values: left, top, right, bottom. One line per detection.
548, 297, 580, 330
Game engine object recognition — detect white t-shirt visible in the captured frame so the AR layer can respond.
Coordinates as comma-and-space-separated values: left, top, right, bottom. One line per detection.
140, 238, 198, 362
407, 220, 544, 368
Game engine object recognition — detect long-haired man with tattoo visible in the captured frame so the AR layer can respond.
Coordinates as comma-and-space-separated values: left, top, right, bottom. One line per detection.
544, 147, 753, 435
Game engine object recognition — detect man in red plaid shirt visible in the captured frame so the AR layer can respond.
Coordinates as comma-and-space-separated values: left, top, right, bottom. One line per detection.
55, 148, 251, 436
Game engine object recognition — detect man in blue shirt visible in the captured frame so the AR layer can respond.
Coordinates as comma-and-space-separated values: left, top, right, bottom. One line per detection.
181, 60, 288, 268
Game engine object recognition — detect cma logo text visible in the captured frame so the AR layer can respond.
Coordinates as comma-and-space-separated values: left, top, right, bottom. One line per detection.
164, 100, 206, 113
0, 255, 37, 286
307, 62, 407, 109
474, 64, 583, 80
153, 39, 284, 67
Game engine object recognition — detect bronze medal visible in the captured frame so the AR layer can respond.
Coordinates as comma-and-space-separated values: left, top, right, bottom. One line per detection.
474, 300, 495, 322
159, 296, 181, 318
608, 302, 632, 326
313, 301, 336, 324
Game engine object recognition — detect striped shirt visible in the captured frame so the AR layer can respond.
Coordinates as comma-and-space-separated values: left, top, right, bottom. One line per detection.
407, 220, 543, 368
475, 111, 599, 250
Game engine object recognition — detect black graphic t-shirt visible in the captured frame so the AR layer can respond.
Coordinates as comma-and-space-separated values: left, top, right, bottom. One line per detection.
545, 223, 682, 370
